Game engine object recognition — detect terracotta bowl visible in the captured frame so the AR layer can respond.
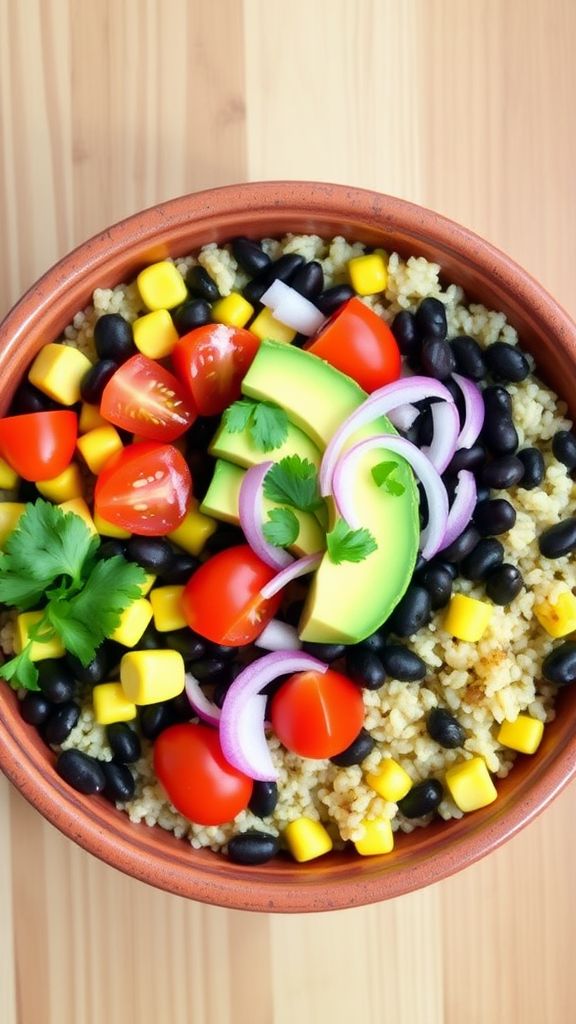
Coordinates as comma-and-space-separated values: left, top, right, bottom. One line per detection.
1, 182, 575, 913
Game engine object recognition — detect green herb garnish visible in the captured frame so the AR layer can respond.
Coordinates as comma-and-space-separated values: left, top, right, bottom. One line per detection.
326, 519, 377, 565
372, 460, 406, 496
262, 508, 300, 548
224, 399, 289, 452
263, 455, 323, 513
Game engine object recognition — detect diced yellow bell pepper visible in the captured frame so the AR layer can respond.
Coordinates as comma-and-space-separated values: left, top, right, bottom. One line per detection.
138, 573, 157, 596
444, 593, 493, 642
354, 818, 395, 856
15, 611, 65, 661
79, 402, 108, 434
77, 426, 123, 475
93, 510, 131, 539
137, 261, 187, 311
366, 759, 412, 802
445, 756, 497, 812
93, 682, 137, 725
58, 498, 98, 535
0, 457, 19, 490
109, 598, 153, 647
168, 508, 217, 556
348, 253, 388, 296
149, 585, 187, 632
249, 306, 296, 344
497, 714, 544, 755
534, 590, 576, 638
212, 293, 254, 329
133, 308, 179, 359
0, 502, 25, 548
284, 818, 333, 862
37, 464, 84, 503
120, 649, 185, 705
28, 343, 93, 406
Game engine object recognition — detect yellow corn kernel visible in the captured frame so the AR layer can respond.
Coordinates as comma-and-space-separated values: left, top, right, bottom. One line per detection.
212, 293, 254, 329
79, 402, 108, 434
149, 585, 187, 632
497, 714, 544, 755
92, 510, 131, 539
137, 261, 187, 311
249, 306, 296, 344
284, 818, 333, 863
0, 502, 25, 548
120, 649, 185, 705
534, 589, 576, 638
93, 682, 137, 725
109, 598, 153, 647
354, 818, 395, 856
133, 308, 179, 359
168, 508, 217, 556
366, 759, 412, 802
77, 426, 123, 476
36, 464, 84, 503
138, 573, 157, 596
348, 253, 388, 296
0, 457, 19, 490
444, 593, 493, 642
28, 343, 93, 406
445, 756, 497, 813
58, 498, 98, 535
15, 611, 65, 661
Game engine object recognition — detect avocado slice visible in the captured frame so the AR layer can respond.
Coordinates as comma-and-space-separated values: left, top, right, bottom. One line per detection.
209, 416, 321, 469
241, 341, 420, 643
200, 459, 325, 559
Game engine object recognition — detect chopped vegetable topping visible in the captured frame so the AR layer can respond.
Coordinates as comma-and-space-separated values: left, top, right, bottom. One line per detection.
371, 460, 406, 495
263, 455, 323, 513
224, 398, 289, 452
325, 519, 377, 565
262, 508, 300, 547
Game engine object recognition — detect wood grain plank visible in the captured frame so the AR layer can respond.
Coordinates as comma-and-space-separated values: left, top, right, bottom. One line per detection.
0, 779, 16, 1024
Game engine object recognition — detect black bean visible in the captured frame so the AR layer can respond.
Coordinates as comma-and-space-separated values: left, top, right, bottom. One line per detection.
43, 702, 81, 745
483, 384, 513, 415
345, 648, 386, 690
473, 499, 516, 536
186, 414, 221, 450
417, 564, 453, 610
161, 553, 199, 584
171, 299, 212, 335
552, 430, 576, 471
283, 600, 304, 627
227, 832, 279, 865
94, 314, 135, 363
126, 537, 175, 575
391, 310, 419, 358
188, 658, 227, 681
330, 728, 376, 767
231, 237, 272, 276
213, 677, 233, 709
481, 386, 518, 455
538, 517, 576, 559
479, 455, 525, 490
289, 260, 324, 299
397, 779, 444, 818
100, 761, 135, 802
169, 691, 195, 721
107, 722, 141, 763
516, 447, 545, 489
243, 254, 304, 304
415, 407, 433, 447
204, 526, 245, 555
358, 630, 388, 655
56, 749, 105, 795
139, 702, 177, 740
96, 539, 127, 561
248, 780, 279, 818
542, 642, 576, 686
485, 563, 523, 605
439, 525, 481, 563
420, 338, 456, 381
445, 444, 487, 475
66, 646, 109, 685
450, 336, 487, 381
461, 538, 505, 581
133, 626, 164, 651
206, 643, 239, 662
19, 692, 53, 726
11, 381, 57, 414
427, 708, 466, 748
186, 265, 220, 302
475, 485, 491, 504
381, 645, 427, 681
80, 359, 118, 405
315, 284, 355, 317
37, 660, 77, 704
302, 641, 347, 662
164, 630, 206, 662
388, 585, 432, 636
485, 342, 530, 383
414, 297, 447, 341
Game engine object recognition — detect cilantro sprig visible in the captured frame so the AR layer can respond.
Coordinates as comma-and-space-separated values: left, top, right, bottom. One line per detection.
372, 460, 406, 496
0, 501, 146, 691
225, 399, 289, 452
262, 508, 300, 548
263, 455, 323, 514
326, 519, 377, 565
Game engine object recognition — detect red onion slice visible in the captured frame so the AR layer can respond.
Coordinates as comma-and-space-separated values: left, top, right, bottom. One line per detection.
320, 376, 455, 496
421, 401, 461, 474
332, 434, 449, 561
452, 373, 485, 449
261, 279, 326, 336
260, 551, 323, 600
437, 470, 477, 552
254, 619, 302, 651
387, 403, 419, 431
219, 651, 328, 780
238, 462, 293, 570
184, 673, 221, 727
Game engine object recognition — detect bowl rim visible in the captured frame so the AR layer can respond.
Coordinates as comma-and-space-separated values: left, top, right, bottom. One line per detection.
1, 180, 576, 912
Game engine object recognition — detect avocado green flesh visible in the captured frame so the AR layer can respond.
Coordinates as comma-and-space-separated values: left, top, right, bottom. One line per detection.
209, 416, 321, 469
200, 459, 325, 559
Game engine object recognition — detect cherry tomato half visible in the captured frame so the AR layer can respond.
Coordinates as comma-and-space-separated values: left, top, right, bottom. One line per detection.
172, 324, 260, 415
154, 723, 253, 825
0, 410, 77, 482
100, 354, 196, 442
181, 544, 283, 646
94, 441, 192, 535
271, 669, 365, 759
307, 297, 401, 393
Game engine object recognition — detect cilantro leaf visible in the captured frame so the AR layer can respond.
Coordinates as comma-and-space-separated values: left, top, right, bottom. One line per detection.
0, 645, 39, 691
372, 460, 406, 496
263, 456, 323, 513
250, 403, 289, 452
0, 567, 50, 611
262, 508, 300, 547
326, 519, 377, 565
224, 400, 254, 434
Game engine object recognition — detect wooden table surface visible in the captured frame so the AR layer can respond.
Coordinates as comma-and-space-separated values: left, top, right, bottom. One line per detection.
1, 1, 576, 1021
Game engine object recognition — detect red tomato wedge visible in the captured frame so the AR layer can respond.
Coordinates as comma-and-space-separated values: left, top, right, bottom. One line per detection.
154, 723, 253, 825
0, 410, 77, 482
100, 354, 196, 442
94, 442, 192, 535
172, 324, 260, 415
271, 669, 365, 759
181, 544, 283, 646
307, 296, 401, 393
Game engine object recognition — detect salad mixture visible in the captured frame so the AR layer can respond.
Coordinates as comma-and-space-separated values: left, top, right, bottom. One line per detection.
0, 232, 575, 867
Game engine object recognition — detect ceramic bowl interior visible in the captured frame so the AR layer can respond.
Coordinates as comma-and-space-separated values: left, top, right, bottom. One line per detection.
1, 182, 575, 912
